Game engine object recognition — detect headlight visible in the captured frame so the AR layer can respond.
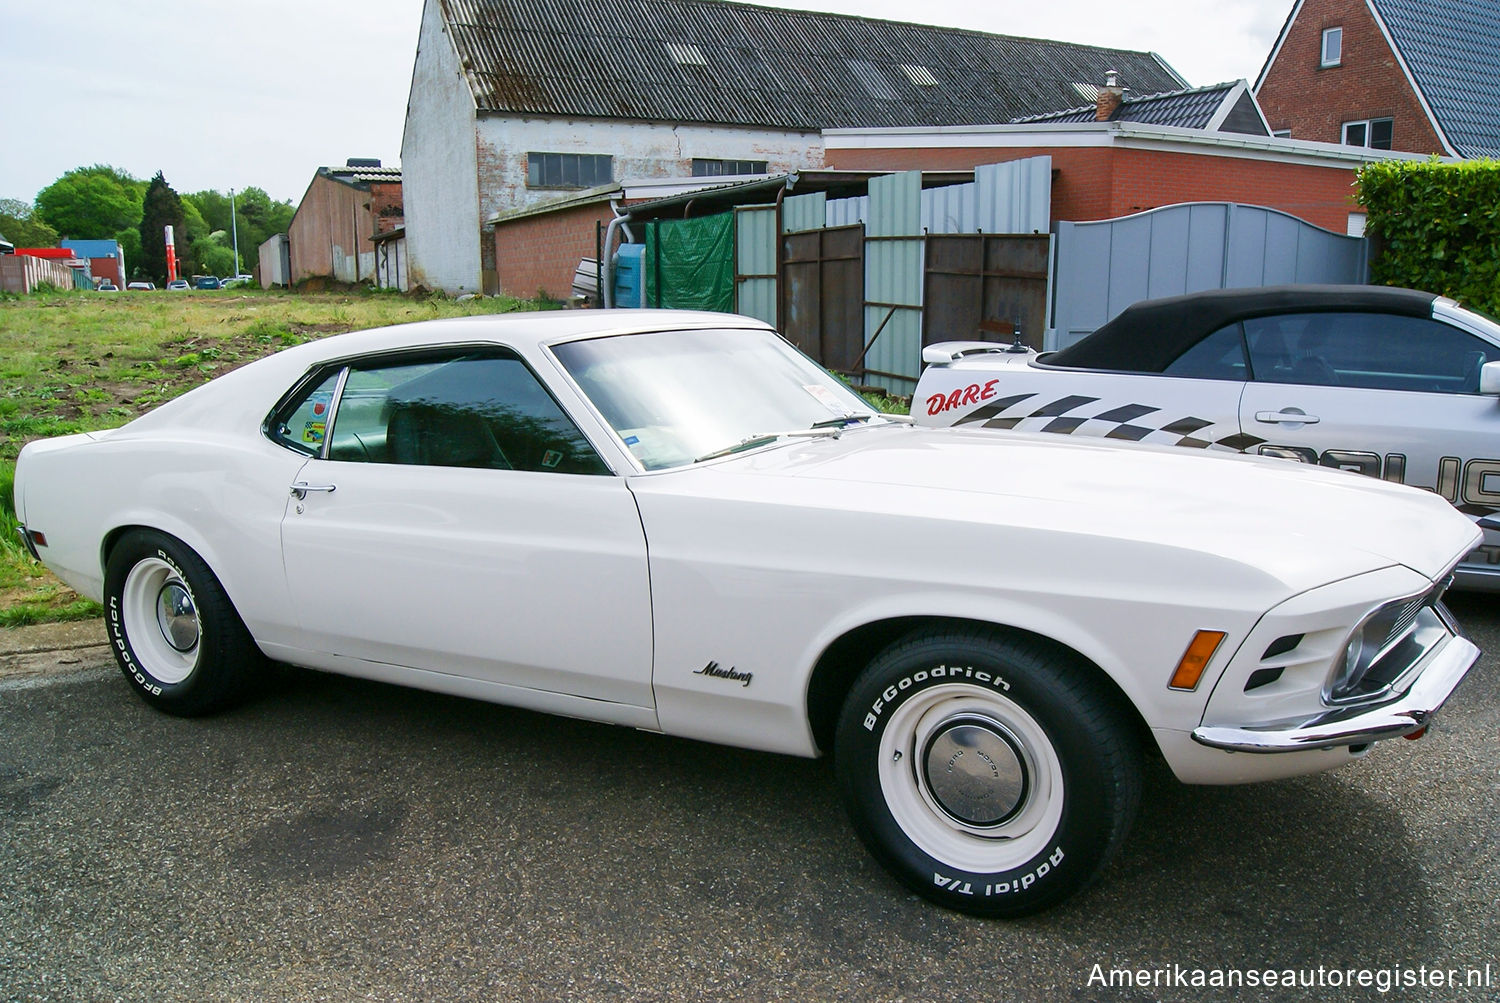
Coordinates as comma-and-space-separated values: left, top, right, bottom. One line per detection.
1325, 583, 1453, 705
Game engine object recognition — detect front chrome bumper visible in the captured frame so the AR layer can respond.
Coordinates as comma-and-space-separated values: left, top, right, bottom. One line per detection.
1191, 635, 1479, 753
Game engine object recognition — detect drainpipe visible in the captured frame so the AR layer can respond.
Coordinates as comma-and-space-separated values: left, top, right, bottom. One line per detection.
602, 200, 628, 308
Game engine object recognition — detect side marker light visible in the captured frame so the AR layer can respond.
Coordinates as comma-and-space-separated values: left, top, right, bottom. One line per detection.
1170, 630, 1227, 691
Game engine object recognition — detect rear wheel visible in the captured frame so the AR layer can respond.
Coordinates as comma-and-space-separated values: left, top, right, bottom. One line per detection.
835, 627, 1140, 917
104, 530, 262, 716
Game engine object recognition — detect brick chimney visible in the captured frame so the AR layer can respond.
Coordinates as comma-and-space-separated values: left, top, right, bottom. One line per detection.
1095, 69, 1124, 121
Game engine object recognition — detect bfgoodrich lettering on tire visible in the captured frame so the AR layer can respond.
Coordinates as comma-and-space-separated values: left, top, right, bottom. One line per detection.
835, 627, 1141, 917
104, 529, 262, 716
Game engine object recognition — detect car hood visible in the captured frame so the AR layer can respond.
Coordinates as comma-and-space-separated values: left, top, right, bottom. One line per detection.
648, 424, 1477, 595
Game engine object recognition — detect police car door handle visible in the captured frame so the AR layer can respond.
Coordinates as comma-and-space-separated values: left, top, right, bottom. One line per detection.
1254, 410, 1321, 425
289, 481, 337, 499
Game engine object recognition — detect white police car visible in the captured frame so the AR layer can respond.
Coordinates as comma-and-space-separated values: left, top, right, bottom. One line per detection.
915, 285, 1500, 589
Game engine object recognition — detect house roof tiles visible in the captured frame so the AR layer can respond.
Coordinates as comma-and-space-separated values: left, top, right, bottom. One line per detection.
1014, 81, 1262, 132
1372, 0, 1500, 158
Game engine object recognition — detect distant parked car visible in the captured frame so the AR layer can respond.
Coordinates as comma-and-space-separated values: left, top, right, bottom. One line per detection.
126, 281, 155, 291
194, 276, 222, 290
96, 281, 119, 292
166, 279, 190, 291
220, 276, 251, 289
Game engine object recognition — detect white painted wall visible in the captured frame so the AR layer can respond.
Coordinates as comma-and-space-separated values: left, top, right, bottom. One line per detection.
257, 234, 288, 288
401, 0, 482, 293
474, 116, 825, 223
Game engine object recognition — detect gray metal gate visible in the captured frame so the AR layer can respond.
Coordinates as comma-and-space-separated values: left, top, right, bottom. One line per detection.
1051, 202, 1370, 350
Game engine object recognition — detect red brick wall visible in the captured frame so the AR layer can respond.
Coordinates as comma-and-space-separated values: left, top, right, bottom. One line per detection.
368, 181, 405, 236
494, 203, 616, 300
1255, 0, 1445, 154
1106, 149, 1360, 231
827, 145, 1362, 232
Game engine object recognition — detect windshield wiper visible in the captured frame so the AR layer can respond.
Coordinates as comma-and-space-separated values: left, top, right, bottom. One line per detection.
693, 433, 784, 463
693, 416, 896, 463
809, 413, 874, 429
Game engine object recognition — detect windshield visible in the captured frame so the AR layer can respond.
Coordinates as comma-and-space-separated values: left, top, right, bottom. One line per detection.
552, 327, 880, 469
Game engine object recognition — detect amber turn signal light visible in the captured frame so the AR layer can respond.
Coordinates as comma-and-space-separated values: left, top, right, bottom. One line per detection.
1169, 630, 1226, 691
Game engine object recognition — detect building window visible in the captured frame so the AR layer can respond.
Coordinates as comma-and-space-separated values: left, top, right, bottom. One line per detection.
691, 158, 769, 177
527, 153, 613, 189
1321, 27, 1343, 67
1342, 118, 1393, 150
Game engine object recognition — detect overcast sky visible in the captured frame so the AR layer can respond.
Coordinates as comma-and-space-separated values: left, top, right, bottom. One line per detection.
2, 0, 1289, 207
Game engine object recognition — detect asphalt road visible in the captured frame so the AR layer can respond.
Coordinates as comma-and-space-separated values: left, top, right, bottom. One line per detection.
2, 599, 1497, 1003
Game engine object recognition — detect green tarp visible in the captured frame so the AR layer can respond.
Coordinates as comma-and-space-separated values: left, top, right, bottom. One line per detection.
644, 212, 734, 312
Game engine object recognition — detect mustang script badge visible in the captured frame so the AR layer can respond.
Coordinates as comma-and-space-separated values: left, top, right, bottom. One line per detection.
694, 661, 753, 687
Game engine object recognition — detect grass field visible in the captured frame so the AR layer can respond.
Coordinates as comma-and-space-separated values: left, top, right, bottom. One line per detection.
0, 285, 543, 626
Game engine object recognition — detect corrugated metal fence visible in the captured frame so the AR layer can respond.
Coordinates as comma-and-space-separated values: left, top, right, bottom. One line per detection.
731, 156, 1054, 392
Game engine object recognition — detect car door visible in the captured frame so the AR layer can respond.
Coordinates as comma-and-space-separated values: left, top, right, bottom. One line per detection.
1237, 310, 1500, 508
944, 322, 1254, 450
273, 348, 654, 708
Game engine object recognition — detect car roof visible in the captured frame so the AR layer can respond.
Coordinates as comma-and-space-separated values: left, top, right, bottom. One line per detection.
287, 309, 771, 360
1047, 285, 1439, 373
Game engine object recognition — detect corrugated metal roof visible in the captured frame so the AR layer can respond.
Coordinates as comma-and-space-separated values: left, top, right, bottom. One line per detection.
439, 0, 1185, 130
1014, 82, 1239, 129
1372, 0, 1500, 158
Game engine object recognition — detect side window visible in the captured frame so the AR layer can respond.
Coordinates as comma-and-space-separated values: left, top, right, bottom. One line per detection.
1246, 312, 1500, 392
272, 351, 609, 473
268, 369, 342, 455
1162, 322, 1247, 380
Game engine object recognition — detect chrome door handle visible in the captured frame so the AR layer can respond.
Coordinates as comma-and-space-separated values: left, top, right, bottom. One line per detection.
1254, 410, 1320, 425
290, 482, 337, 499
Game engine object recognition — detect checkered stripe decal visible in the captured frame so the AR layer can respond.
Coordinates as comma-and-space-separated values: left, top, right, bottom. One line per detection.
953, 393, 1268, 452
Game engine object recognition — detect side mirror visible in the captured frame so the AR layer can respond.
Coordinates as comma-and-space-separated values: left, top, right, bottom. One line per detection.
1481, 361, 1500, 396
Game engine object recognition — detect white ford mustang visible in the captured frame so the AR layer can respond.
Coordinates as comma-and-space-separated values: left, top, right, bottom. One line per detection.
14, 310, 1481, 917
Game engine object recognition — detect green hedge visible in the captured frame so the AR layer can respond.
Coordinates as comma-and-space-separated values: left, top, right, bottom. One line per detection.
1357, 159, 1500, 315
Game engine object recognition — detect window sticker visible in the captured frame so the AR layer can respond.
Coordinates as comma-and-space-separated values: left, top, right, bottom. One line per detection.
803, 383, 848, 412
542, 450, 563, 469
302, 421, 325, 444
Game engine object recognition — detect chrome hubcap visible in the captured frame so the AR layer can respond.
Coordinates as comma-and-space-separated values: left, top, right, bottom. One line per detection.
922, 716, 1028, 827
155, 582, 199, 652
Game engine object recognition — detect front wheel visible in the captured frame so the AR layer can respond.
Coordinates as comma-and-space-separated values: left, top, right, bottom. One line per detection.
104, 530, 262, 716
835, 627, 1141, 917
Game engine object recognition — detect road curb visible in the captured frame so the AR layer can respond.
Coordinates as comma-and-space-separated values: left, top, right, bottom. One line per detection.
0, 618, 108, 656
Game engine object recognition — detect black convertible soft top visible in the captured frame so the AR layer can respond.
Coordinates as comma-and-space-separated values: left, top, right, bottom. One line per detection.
1045, 285, 1440, 373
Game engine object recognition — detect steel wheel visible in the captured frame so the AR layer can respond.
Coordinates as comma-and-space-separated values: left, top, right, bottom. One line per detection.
877, 683, 1065, 874
105, 529, 262, 716
119, 557, 202, 685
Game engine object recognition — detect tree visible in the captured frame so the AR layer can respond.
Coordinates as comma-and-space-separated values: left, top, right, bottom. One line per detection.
138, 172, 186, 285
114, 228, 143, 279
185, 186, 294, 273
34, 165, 145, 238
194, 241, 237, 277
0, 198, 60, 248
